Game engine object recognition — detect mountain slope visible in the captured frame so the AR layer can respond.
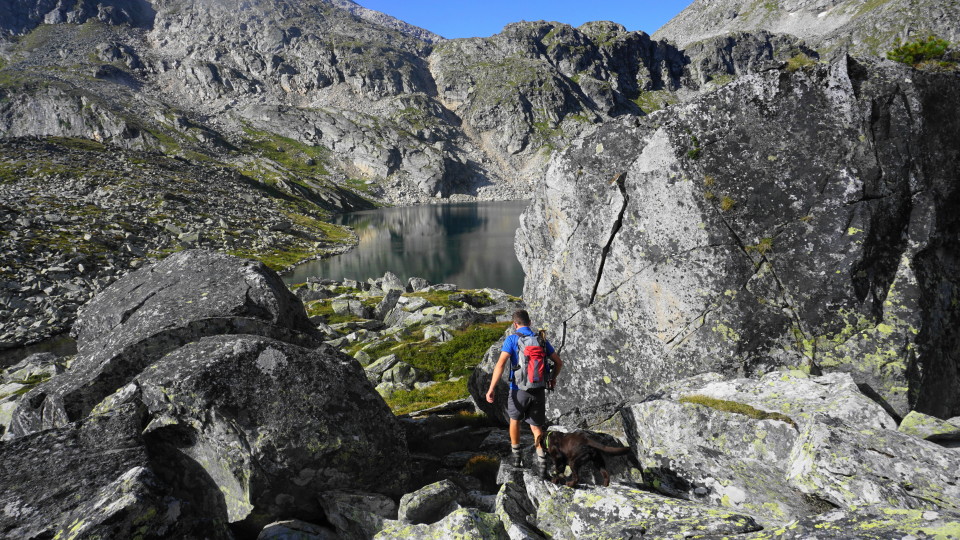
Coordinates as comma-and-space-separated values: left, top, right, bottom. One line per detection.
654, 0, 960, 56
0, 0, 928, 349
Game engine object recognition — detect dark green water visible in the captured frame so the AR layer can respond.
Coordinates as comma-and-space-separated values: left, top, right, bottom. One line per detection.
283, 201, 528, 295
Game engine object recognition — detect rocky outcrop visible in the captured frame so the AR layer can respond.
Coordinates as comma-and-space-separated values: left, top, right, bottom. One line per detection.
527, 474, 762, 538
618, 372, 960, 534
518, 56, 960, 425
0, 250, 409, 536
8, 249, 319, 437
654, 0, 960, 58
0, 0, 156, 38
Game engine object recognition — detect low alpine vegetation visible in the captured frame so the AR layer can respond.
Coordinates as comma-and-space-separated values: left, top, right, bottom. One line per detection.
886, 35, 956, 70
679, 394, 797, 427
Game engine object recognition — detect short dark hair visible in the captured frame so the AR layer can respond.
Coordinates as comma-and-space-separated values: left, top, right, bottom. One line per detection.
513, 309, 531, 327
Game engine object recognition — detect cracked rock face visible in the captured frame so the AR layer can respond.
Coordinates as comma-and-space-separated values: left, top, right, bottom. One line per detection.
519, 56, 960, 426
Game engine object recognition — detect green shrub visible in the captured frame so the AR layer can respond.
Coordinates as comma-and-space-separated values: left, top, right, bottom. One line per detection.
679, 394, 796, 427
886, 36, 951, 67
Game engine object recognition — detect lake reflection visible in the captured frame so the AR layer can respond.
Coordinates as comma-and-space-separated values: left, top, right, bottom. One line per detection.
284, 201, 528, 295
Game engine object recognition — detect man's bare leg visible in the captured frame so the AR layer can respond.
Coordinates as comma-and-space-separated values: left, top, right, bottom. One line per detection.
509, 419, 522, 466
509, 419, 521, 445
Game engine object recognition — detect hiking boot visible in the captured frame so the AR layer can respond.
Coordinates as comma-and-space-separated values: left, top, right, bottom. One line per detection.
511, 451, 523, 468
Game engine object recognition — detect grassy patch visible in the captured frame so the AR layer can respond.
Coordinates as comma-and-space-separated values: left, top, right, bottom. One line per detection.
708, 74, 735, 86
785, 53, 817, 72
398, 322, 504, 377
631, 90, 678, 114
405, 290, 468, 309
0, 372, 52, 400
680, 394, 796, 427
241, 126, 331, 176
386, 377, 470, 415
227, 244, 317, 271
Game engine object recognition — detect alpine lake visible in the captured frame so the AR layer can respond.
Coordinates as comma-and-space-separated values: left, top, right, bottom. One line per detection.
284, 200, 529, 295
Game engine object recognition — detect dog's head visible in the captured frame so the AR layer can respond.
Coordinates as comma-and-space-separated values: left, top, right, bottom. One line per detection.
537, 430, 562, 459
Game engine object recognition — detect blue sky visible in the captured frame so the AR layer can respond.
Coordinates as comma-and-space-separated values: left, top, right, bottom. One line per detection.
357, 1, 694, 39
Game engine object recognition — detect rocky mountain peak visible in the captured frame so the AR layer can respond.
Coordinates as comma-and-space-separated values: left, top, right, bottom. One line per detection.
323, 0, 445, 43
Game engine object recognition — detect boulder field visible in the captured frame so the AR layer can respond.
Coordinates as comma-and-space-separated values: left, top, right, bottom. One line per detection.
3, 250, 960, 538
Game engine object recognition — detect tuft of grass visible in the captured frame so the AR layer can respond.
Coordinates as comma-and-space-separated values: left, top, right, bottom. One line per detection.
463, 453, 501, 485
680, 394, 796, 427
720, 196, 736, 212
686, 134, 702, 160
745, 237, 774, 255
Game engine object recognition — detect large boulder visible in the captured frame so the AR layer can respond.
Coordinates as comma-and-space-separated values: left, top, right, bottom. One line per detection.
518, 56, 960, 426
9, 250, 319, 438
738, 506, 960, 539
375, 507, 507, 540
318, 490, 398, 539
94, 335, 409, 532
0, 404, 230, 539
398, 479, 463, 525
523, 472, 761, 538
621, 372, 960, 525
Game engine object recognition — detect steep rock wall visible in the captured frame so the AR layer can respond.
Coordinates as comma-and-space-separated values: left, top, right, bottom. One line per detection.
518, 56, 960, 425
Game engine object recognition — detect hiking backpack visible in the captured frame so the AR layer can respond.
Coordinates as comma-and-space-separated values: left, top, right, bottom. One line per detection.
511, 330, 549, 390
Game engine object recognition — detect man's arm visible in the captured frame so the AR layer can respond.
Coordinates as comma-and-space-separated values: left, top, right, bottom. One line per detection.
486, 352, 510, 403
549, 352, 563, 389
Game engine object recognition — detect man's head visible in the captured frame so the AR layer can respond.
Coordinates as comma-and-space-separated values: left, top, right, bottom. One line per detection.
513, 309, 531, 328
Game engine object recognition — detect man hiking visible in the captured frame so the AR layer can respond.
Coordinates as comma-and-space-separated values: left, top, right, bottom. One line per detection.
485, 309, 563, 470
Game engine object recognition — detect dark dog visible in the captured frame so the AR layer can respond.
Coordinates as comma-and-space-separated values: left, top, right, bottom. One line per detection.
536, 430, 632, 487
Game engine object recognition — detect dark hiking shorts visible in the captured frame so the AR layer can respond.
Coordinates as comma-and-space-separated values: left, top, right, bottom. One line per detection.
507, 387, 547, 426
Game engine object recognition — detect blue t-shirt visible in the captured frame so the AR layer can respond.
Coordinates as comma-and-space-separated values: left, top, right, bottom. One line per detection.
502, 326, 555, 390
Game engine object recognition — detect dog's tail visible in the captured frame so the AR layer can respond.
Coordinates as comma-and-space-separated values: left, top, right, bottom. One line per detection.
586, 438, 632, 456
